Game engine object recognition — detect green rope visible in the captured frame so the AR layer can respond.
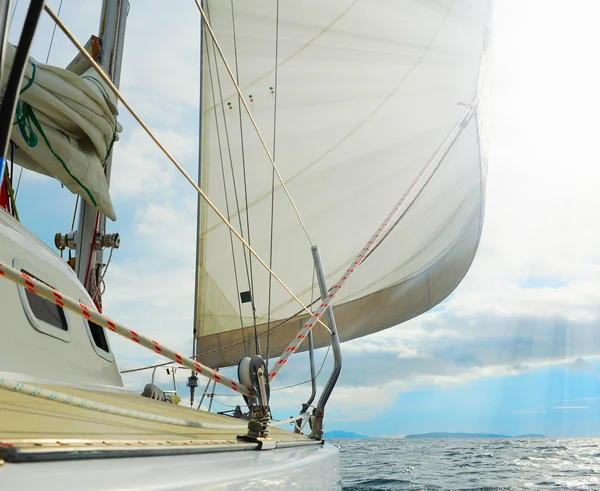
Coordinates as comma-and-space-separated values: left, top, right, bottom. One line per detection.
15, 101, 97, 207
102, 131, 117, 169
11, 59, 99, 206
19, 60, 36, 95
4, 166, 19, 221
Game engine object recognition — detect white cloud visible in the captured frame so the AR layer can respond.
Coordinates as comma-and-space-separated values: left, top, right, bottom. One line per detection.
554, 406, 588, 410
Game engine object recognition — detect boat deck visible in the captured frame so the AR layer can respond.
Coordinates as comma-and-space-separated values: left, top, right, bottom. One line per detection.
0, 382, 311, 462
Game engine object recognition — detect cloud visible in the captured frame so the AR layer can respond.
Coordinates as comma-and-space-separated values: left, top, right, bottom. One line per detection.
554, 406, 588, 410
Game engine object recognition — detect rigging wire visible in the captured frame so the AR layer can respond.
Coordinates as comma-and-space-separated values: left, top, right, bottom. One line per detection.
200, 345, 331, 398
265, 0, 280, 369
44, 0, 62, 63
204, 0, 254, 356
192, 4, 205, 366
192, 0, 313, 246
10, 0, 19, 24
14, 0, 63, 199
121, 288, 332, 375
229, 0, 260, 357
44, 3, 332, 342
0, 0, 44, 160
204, 21, 248, 356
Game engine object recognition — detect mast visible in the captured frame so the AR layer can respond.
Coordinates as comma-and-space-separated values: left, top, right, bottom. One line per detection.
189, 0, 205, 407
74, 0, 128, 301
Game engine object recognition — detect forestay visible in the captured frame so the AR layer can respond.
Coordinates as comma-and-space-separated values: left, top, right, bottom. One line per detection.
195, 0, 492, 368
1, 42, 120, 220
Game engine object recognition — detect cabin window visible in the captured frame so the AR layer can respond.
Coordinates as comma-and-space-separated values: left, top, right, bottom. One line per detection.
22, 270, 68, 331
88, 320, 110, 353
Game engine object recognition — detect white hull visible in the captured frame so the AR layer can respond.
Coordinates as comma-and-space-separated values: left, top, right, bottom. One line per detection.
0, 442, 341, 490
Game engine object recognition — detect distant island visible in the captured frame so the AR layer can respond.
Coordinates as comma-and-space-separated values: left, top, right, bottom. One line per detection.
405, 432, 545, 439
323, 430, 369, 439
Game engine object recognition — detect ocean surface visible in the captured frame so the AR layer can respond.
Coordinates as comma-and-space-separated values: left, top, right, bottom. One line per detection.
335, 438, 600, 490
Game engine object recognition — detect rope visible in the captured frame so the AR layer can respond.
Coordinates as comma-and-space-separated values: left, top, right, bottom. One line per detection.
192, 0, 313, 246
0, 261, 254, 398
4, 165, 19, 221
268, 105, 477, 381
89, 244, 114, 302
0, 376, 248, 430
14, 99, 98, 206
70, 195, 79, 229
270, 413, 308, 428
362, 106, 477, 264
43, 4, 332, 336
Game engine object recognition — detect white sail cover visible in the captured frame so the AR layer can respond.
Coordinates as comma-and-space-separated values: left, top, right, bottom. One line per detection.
1, 43, 120, 220
196, 0, 492, 368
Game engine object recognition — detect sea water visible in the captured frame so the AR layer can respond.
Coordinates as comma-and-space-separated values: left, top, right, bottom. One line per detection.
336, 437, 600, 490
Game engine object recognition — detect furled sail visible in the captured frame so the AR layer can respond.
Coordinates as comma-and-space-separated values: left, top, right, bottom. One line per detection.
1, 42, 120, 220
195, 0, 492, 368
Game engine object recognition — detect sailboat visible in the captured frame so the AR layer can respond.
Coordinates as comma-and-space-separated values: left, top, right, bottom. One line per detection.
0, 0, 491, 489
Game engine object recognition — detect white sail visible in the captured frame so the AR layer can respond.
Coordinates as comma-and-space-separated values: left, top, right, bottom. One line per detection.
195, 0, 491, 368
1, 42, 120, 220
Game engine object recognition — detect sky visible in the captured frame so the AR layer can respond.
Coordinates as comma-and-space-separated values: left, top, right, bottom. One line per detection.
8, 0, 600, 438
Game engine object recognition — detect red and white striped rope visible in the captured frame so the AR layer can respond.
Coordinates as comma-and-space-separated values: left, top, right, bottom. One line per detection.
0, 263, 253, 398
267, 112, 472, 380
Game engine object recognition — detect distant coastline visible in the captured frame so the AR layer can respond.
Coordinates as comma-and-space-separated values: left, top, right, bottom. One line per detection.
323, 430, 369, 439
323, 430, 545, 439
404, 432, 545, 439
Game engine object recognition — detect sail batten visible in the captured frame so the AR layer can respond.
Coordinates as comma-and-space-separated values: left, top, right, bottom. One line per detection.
195, 0, 491, 368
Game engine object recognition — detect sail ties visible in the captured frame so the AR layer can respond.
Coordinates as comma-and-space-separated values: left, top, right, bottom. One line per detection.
0, 261, 254, 398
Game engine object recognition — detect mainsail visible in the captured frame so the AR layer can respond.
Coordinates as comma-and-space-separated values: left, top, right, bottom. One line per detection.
195, 0, 491, 368
1, 42, 120, 220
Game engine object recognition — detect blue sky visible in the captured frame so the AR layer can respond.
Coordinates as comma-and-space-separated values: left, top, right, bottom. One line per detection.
9, 0, 600, 438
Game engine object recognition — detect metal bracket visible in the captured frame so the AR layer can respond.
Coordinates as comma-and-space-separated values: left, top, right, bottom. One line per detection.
54, 231, 120, 252
310, 245, 342, 440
